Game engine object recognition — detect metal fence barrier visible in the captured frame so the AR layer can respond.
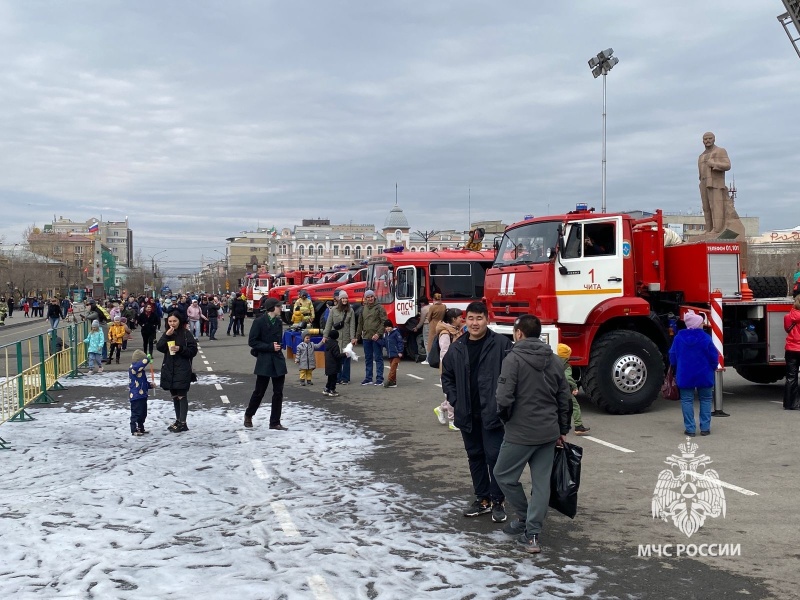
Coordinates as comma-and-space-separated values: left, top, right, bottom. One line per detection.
0, 321, 89, 449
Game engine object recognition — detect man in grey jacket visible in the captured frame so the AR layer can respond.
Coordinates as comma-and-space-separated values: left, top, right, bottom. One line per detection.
358, 290, 387, 385
493, 314, 571, 554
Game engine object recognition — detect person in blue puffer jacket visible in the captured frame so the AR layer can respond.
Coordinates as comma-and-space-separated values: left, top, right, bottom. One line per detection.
380, 319, 404, 388
668, 310, 720, 437
84, 320, 106, 374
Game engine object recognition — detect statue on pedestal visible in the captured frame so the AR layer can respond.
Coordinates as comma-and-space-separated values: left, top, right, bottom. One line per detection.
697, 132, 744, 240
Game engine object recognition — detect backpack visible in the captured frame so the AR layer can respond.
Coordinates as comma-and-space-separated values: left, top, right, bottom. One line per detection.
792, 278, 799, 298
427, 333, 442, 368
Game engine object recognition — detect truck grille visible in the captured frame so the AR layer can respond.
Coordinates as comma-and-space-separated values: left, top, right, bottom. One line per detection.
490, 301, 531, 323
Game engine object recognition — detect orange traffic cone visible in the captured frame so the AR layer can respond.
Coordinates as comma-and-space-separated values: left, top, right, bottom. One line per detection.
740, 271, 753, 301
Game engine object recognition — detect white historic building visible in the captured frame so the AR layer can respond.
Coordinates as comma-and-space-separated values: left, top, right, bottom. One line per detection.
225, 205, 502, 278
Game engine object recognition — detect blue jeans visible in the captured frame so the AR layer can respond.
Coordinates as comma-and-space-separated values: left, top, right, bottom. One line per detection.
190, 320, 200, 338
362, 339, 384, 383
680, 387, 713, 433
338, 356, 351, 383
49, 317, 60, 329
208, 318, 218, 339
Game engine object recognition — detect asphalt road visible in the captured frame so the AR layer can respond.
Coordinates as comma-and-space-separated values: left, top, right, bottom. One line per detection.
4, 317, 794, 599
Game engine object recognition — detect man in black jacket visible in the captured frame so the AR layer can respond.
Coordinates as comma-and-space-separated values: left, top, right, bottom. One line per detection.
244, 298, 289, 431
441, 301, 513, 523
493, 314, 571, 554
231, 294, 248, 336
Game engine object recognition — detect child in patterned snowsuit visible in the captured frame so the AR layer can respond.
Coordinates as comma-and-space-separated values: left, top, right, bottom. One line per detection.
129, 349, 151, 436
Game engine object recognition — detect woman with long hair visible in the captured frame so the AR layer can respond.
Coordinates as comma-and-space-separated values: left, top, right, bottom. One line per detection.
139, 302, 161, 356
156, 313, 198, 432
432, 308, 465, 430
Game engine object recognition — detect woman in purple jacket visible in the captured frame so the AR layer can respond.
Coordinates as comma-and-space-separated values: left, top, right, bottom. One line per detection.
668, 310, 720, 437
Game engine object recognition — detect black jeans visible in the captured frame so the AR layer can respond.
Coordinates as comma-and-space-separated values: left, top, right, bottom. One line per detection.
130, 399, 147, 433
460, 416, 506, 503
142, 332, 156, 356
786, 350, 800, 410
208, 318, 218, 339
245, 375, 285, 426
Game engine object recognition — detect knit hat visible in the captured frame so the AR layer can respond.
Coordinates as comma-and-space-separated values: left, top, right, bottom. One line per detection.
364, 290, 375, 298
91, 320, 99, 328
114, 315, 121, 321
338, 291, 349, 301
684, 310, 704, 329
383, 319, 393, 327
328, 329, 339, 340
557, 343, 572, 359
132, 350, 147, 363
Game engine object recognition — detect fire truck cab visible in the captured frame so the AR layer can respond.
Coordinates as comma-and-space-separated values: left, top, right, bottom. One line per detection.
366, 248, 495, 360
485, 206, 792, 415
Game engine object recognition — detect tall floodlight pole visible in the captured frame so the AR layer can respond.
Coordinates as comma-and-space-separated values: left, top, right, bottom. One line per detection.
588, 48, 619, 214
778, 1, 800, 58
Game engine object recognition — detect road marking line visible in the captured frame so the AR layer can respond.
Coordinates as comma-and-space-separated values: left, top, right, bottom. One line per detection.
215, 383, 223, 391
203, 360, 210, 365
252, 459, 269, 479
271, 501, 299, 537
434, 383, 442, 388
407, 374, 423, 380
770, 401, 782, 404
681, 471, 759, 496
581, 436, 635, 453
308, 575, 336, 600
237, 431, 249, 443
206, 366, 213, 371
220, 395, 229, 404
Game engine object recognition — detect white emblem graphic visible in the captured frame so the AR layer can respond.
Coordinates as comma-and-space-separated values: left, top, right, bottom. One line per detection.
651, 438, 726, 538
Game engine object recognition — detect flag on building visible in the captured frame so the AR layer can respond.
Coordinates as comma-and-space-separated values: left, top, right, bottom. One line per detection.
88, 222, 100, 233
269, 226, 277, 238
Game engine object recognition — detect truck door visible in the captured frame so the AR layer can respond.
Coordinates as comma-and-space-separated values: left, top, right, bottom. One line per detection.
556, 216, 624, 324
394, 265, 417, 325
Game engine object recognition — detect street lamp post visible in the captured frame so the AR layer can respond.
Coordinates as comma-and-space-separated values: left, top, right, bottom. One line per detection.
149, 250, 168, 298
588, 48, 619, 214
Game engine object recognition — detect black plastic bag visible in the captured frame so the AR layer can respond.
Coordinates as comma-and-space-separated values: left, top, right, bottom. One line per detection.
548, 442, 583, 519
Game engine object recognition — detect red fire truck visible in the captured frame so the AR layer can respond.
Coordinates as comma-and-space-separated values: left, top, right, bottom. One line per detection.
281, 265, 367, 326
243, 272, 275, 316
484, 206, 792, 414
365, 248, 496, 359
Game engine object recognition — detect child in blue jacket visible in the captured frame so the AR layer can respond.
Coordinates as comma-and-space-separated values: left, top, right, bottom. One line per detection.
381, 319, 404, 388
84, 320, 106, 374
129, 350, 151, 436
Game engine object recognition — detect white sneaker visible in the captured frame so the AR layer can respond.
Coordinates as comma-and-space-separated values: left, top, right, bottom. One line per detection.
421, 360, 429, 365
448, 421, 460, 431
433, 406, 448, 425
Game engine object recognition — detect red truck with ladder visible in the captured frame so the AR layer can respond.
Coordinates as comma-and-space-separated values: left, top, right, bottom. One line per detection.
484, 205, 793, 414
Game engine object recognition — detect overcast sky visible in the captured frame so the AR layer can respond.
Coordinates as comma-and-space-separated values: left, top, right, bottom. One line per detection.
1, 1, 798, 272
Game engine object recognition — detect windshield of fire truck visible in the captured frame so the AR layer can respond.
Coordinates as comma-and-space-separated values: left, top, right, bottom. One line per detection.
366, 263, 394, 304
493, 221, 559, 267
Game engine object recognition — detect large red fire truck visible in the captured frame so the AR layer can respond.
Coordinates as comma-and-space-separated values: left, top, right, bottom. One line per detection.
280, 265, 367, 326
484, 206, 792, 414
243, 271, 275, 316
366, 248, 496, 359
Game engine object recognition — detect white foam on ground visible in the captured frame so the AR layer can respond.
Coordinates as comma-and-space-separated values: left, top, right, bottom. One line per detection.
0, 397, 597, 598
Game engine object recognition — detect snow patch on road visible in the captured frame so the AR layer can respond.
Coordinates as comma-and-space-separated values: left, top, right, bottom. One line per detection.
0, 397, 597, 598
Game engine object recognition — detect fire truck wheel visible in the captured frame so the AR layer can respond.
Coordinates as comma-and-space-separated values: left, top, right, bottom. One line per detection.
747, 276, 788, 299
584, 330, 664, 415
734, 365, 785, 384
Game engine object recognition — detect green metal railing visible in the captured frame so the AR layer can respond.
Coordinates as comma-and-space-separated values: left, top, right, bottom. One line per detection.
0, 321, 89, 449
